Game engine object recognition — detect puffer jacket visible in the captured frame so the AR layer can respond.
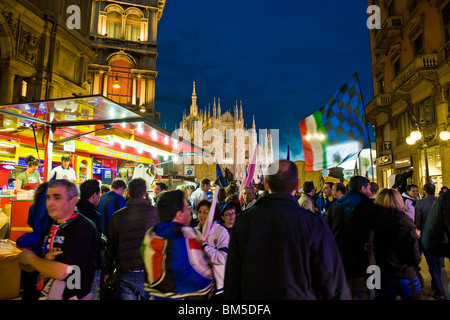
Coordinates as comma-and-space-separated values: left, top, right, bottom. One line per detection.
105, 198, 157, 274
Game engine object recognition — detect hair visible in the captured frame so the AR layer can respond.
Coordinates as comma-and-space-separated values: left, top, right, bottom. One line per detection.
265, 160, 299, 194
374, 188, 406, 213
48, 179, 79, 200
217, 187, 227, 202
333, 182, 346, 195
156, 190, 185, 222
111, 178, 127, 190
176, 184, 190, 199
226, 184, 238, 195
406, 184, 419, 192
26, 155, 38, 167
302, 181, 315, 194
243, 185, 255, 194
225, 194, 239, 203
423, 183, 436, 196
155, 182, 168, 191
33, 181, 48, 207
324, 182, 334, 188
197, 199, 221, 221
80, 179, 101, 200
347, 176, 370, 193
200, 178, 211, 187
61, 154, 71, 162
101, 184, 110, 194
370, 182, 379, 195
128, 178, 147, 198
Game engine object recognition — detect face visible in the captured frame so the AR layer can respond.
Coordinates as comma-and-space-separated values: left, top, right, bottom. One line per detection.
27, 165, 37, 173
332, 185, 343, 199
179, 198, 192, 226
322, 184, 332, 197
187, 188, 194, 196
202, 183, 211, 192
222, 207, 236, 228
197, 205, 210, 227
154, 185, 162, 196
408, 187, 419, 199
46, 186, 78, 222
243, 188, 255, 204
361, 184, 372, 197
62, 159, 71, 169
92, 192, 101, 206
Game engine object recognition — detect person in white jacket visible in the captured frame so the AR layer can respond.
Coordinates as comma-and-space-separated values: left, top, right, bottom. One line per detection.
196, 199, 229, 299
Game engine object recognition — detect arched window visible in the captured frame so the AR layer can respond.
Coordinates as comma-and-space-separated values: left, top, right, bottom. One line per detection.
108, 59, 132, 105
106, 11, 122, 39
126, 14, 140, 41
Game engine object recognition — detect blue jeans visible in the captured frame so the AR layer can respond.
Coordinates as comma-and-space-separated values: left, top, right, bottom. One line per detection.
90, 269, 101, 300
419, 241, 445, 297
117, 270, 149, 300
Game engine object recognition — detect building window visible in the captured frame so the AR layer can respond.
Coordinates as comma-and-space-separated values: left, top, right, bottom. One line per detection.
126, 14, 141, 41
378, 78, 385, 94
106, 11, 122, 39
419, 96, 436, 127
396, 113, 410, 141
443, 3, 450, 43
393, 59, 401, 78
413, 34, 425, 56
387, 1, 395, 17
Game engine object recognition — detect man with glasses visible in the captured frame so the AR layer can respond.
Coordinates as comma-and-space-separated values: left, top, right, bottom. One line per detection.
141, 190, 214, 299
219, 201, 241, 234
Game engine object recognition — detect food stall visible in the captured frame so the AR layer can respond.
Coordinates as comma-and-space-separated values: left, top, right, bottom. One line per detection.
0, 95, 206, 241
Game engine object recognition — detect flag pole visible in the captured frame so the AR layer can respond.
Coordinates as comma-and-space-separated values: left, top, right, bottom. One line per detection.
355, 72, 375, 182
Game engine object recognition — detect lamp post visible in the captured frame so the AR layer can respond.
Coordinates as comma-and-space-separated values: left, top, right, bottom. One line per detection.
406, 121, 450, 184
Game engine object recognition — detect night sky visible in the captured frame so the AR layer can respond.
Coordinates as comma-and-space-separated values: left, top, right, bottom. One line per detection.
154, 1, 374, 161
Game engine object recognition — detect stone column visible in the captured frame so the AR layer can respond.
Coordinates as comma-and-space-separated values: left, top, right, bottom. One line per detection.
0, 68, 15, 104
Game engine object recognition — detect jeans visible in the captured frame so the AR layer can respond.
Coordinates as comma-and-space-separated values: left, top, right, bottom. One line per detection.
117, 270, 149, 300
90, 269, 101, 300
419, 241, 445, 297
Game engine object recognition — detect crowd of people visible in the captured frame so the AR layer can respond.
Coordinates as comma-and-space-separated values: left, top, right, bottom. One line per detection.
13, 158, 450, 300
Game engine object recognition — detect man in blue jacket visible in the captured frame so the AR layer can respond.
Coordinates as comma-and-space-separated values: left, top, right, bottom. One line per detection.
224, 160, 351, 300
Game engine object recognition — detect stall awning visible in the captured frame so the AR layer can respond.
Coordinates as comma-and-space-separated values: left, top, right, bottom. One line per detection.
0, 95, 209, 161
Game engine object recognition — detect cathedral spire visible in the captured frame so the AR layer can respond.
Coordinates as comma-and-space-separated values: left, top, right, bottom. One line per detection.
190, 81, 198, 116
218, 98, 221, 116
252, 114, 256, 130
240, 100, 243, 121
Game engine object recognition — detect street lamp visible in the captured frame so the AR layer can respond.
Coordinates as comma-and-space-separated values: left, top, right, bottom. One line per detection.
405, 121, 450, 183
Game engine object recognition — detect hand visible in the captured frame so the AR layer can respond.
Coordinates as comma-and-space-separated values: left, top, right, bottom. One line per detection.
45, 250, 63, 261
416, 229, 421, 239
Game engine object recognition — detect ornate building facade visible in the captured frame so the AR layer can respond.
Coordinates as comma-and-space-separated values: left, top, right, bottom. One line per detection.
0, 0, 96, 107
87, 0, 166, 123
366, 0, 450, 190
178, 82, 273, 183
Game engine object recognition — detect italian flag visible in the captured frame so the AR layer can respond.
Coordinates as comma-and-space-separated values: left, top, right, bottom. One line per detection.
298, 110, 330, 172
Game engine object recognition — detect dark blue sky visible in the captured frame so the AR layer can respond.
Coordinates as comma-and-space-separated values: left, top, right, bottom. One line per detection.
155, 1, 374, 161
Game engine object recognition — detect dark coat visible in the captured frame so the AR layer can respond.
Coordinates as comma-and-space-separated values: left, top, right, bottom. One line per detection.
327, 191, 403, 278
423, 191, 450, 258
223, 193, 351, 300
105, 198, 158, 274
373, 209, 421, 279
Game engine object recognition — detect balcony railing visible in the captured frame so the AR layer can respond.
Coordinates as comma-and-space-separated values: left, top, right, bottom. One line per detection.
365, 94, 392, 117
392, 54, 438, 90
